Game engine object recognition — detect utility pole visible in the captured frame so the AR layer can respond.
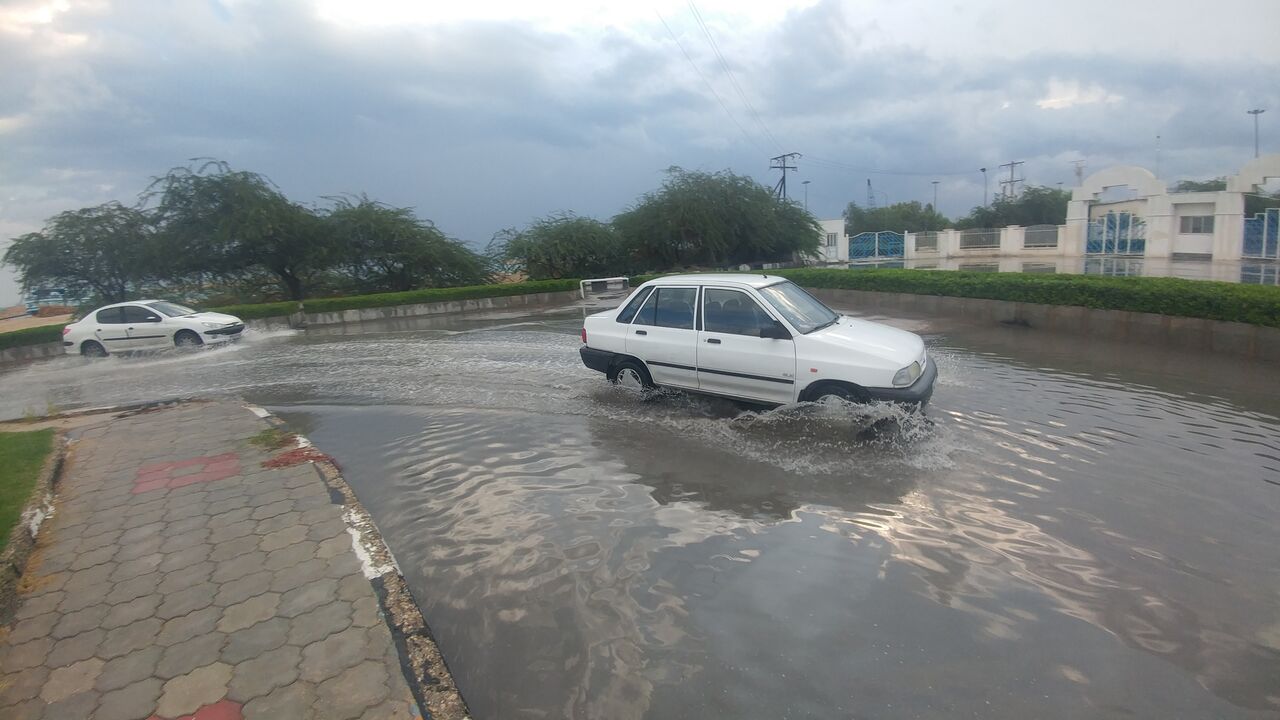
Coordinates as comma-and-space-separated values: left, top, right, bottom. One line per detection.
931, 180, 939, 211
866, 179, 877, 210
770, 153, 801, 201
979, 167, 988, 206
1072, 160, 1086, 186
1248, 109, 1266, 158
802, 180, 811, 211
998, 160, 1025, 199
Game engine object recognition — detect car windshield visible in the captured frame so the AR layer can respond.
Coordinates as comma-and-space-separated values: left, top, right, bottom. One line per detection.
757, 281, 839, 334
146, 301, 198, 317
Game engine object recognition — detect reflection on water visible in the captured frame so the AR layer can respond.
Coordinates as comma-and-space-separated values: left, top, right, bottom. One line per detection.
3, 305, 1280, 718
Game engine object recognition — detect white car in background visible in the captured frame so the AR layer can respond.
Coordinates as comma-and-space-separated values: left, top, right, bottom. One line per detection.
62, 300, 245, 357
579, 274, 936, 407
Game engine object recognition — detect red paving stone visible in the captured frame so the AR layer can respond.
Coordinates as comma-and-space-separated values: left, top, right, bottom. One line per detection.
132, 452, 242, 493
148, 698, 243, 720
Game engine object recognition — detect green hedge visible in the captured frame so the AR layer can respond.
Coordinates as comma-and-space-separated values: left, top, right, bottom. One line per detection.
208, 301, 299, 320
301, 279, 579, 314
772, 268, 1280, 328
0, 324, 65, 351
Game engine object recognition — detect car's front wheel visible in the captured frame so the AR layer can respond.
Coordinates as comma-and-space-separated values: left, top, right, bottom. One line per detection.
811, 383, 869, 404
607, 359, 655, 392
174, 330, 204, 348
80, 340, 107, 358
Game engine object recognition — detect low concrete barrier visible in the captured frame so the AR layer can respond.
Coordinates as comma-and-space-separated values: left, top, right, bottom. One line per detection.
0, 341, 64, 365
301, 289, 580, 327
807, 287, 1280, 362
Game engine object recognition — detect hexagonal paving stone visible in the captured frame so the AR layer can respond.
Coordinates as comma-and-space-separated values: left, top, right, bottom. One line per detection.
156, 583, 217, 620
0, 665, 49, 705
213, 570, 274, 607
96, 646, 163, 692
158, 606, 223, 646
222, 618, 289, 665
218, 593, 281, 634
42, 657, 104, 702
99, 618, 162, 660
156, 662, 233, 718
157, 633, 227, 680
47, 628, 106, 667
313, 661, 391, 720
299, 626, 369, 683
96, 677, 163, 720
279, 579, 339, 619
227, 644, 301, 702
102, 593, 163, 630
286, 601, 354, 646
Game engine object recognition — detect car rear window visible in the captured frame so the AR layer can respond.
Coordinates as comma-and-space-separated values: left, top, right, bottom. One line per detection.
616, 287, 653, 324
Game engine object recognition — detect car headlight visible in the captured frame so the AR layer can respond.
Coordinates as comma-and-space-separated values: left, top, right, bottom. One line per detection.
893, 361, 922, 387
201, 321, 222, 329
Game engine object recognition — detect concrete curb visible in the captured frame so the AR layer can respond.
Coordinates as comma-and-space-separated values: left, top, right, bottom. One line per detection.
245, 404, 471, 720
0, 431, 66, 624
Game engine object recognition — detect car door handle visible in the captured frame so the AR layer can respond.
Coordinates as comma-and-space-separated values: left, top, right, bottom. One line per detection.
635, 330, 647, 335
705, 338, 721, 344
127, 326, 134, 330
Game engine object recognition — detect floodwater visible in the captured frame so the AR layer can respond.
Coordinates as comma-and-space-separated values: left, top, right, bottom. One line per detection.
2, 301, 1279, 719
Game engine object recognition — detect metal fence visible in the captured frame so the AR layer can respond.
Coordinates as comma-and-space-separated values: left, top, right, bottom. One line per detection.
849, 231, 905, 259
1023, 224, 1059, 248
959, 228, 1000, 249
1243, 208, 1279, 259
913, 231, 939, 252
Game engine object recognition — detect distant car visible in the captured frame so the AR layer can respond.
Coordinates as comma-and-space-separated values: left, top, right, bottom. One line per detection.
579, 274, 936, 407
62, 300, 245, 357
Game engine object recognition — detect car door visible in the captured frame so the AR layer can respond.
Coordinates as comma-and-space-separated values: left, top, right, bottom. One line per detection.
92, 307, 133, 350
625, 286, 699, 389
697, 287, 797, 404
121, 305, 169, 349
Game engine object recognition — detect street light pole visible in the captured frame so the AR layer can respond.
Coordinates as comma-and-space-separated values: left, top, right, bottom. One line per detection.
980, 168, 988, 206
1248, 109, 1266, 158
931, 180, 939, 210
802, 180, 811, 211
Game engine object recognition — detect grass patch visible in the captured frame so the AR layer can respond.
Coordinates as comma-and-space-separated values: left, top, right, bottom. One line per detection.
0, 325, 65, 352
247, 428, 298, 450
770, 268, 1280, 328
0, 429, 55, 552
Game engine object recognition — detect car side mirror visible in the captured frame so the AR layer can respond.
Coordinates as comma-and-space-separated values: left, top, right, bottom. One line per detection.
760, 320, 791, 340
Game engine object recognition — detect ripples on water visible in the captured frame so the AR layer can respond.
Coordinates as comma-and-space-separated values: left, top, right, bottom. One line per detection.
3, 312, 1279, 718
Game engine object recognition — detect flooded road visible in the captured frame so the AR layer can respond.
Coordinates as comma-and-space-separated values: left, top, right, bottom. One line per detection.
2, 302, 1279, 719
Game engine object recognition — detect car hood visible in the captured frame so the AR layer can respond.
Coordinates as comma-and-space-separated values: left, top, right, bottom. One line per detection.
183, 312, 241, 325
804, 316, 925, 367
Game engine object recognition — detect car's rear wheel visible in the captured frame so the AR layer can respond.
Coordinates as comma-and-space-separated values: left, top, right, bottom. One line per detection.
80, 340, 107, 358
607, 359, 654, 391
174, 330, 204, 348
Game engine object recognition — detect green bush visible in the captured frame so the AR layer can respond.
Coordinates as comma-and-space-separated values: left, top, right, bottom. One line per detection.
0, 324, 65, 351
301, 279, 579, 314
772, 268, 1280, 328
208, 301, 299, 320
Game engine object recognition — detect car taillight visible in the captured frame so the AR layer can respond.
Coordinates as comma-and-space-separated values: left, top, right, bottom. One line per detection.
580, 328, 587, 344
62, 326, 71, 336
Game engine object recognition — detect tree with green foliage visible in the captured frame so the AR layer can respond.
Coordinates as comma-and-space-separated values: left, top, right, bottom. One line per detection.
3, 202, 158, 303
323, 196, 487, 293
955, 185, 1070, 229
613, 168, 820, 270
843, 201, 950, 235
1170, 177, 1227, 193
146, 160, 327, 300
497, 213, 626, 280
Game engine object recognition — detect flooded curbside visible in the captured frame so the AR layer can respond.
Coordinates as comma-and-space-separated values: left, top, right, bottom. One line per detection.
807, 287, 1280, 362
245, 404, 471, 720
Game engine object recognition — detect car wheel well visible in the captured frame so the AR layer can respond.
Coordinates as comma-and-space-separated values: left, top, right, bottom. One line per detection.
800, 380, 870, 403
80, 340, 106, 357
173, 329, 203, 347
607, 355, 655, 388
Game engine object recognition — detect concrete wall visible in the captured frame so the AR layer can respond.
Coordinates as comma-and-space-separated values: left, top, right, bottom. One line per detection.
817, 219, 847, 263
0, 341, 64, 365
302, 289, 581, 327
806, 287, 1280, 362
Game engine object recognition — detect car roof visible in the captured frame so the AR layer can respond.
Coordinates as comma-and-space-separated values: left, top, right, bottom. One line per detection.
91, 299, 165, 311
643, 273, 786, 289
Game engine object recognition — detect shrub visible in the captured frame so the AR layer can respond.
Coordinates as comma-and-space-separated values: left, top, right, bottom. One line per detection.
0, 325, 65, 351
772, 268, 1280, 328
208, 301, 299, 320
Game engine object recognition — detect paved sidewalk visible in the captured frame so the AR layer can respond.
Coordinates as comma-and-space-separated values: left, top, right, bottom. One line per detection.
0, 402, 421, 720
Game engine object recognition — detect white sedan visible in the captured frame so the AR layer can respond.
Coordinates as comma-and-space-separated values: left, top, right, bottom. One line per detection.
62, 300, 245, 356
579, 274, 936, 407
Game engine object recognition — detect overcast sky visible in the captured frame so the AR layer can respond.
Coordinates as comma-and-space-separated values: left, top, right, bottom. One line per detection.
2, 0, 1278, 304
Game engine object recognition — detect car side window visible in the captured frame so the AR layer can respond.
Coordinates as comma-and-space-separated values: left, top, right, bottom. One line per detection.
121, 306, 160, 323
703, 288, 773, 337
616, 287, 653, 324
632, 288, 696, 329
96, 308, 125, 324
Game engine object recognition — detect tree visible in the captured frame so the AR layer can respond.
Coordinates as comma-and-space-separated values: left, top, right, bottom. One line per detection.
1171, 177, 1227, 193
3, 202, 158, 303
955, 185, 1070, 229
147, 160, 328, 300
843, 201, 950, 235
323, 196, 487, 293
613, 168, 821, 270
497, 213, 626, 280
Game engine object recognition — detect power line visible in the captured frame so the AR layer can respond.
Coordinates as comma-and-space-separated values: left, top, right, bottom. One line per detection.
802, 154, 977, 177
771, 152, 801, 200
686, 1, 783, 152
653, 9, 766, 153
998, 160, 1025, 198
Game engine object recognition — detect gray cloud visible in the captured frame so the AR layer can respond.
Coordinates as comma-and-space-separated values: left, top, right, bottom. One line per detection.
1, 0, 1277, 303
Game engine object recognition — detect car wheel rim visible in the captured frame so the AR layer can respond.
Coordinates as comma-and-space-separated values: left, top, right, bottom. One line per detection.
618, 368, 644, 390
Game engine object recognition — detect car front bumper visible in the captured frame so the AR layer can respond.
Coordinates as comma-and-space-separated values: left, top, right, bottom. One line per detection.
203, 323, 245, 338
865, 358, 938, 406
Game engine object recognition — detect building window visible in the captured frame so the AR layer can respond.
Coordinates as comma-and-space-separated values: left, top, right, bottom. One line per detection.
825, 233, 837, 247
1180, 215, 1215, 234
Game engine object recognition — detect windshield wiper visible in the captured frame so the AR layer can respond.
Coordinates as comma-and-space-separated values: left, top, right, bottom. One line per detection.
809, 317, 839, 333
